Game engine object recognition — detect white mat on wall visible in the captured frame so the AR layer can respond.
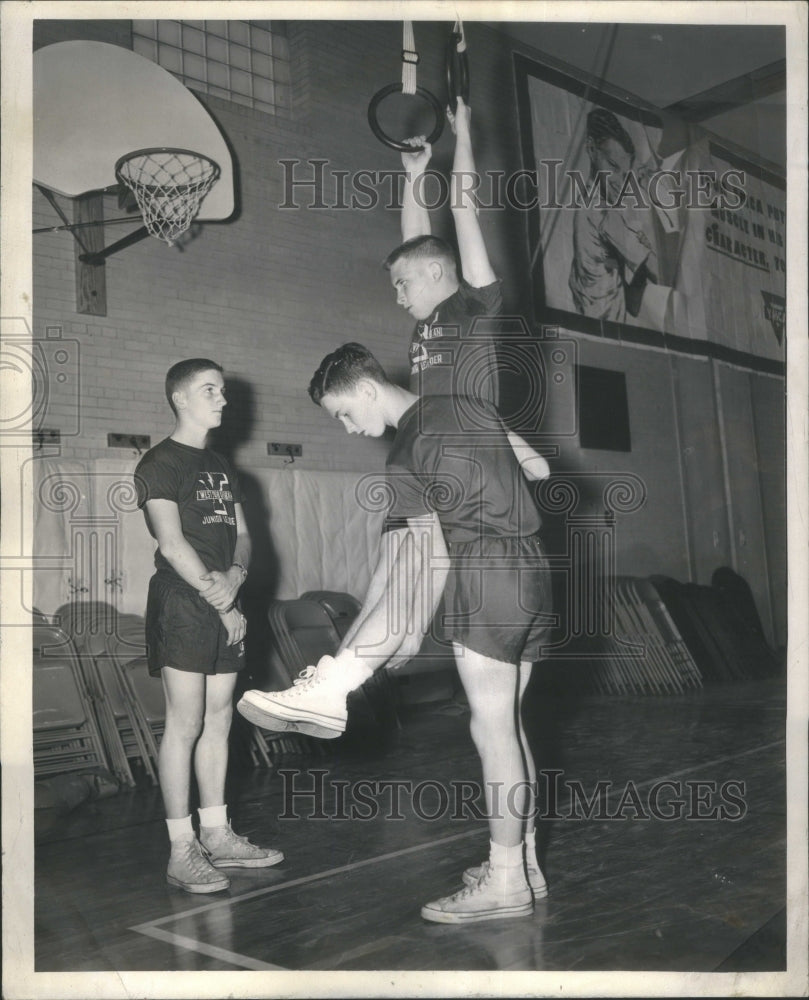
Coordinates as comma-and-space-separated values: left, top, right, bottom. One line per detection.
31, 459, 383, 619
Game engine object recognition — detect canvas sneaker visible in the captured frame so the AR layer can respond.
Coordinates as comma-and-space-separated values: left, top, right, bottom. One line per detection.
237, 664, 349, 739
421, 864, 533, 924
166, 838, 230, 894
462, 859, 548, 899
199, 822, 284, 869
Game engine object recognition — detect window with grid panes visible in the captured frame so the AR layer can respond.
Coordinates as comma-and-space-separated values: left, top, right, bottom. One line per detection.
132, 20, 290, 116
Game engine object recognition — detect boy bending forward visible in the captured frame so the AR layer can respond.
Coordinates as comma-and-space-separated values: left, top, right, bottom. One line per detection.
238, 344, 552, 923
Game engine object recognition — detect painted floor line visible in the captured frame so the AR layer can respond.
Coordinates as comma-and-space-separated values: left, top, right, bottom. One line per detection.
134, 924, 286, 971
631, 738, 785, 792
132, 738, 784, 935
129, 738, 785, 970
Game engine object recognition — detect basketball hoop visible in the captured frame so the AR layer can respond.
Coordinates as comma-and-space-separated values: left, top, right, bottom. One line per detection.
115, 148, 220, 246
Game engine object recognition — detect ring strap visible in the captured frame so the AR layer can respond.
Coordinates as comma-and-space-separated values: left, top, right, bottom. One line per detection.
453, 18, 466, 52
402, 21, 417, 94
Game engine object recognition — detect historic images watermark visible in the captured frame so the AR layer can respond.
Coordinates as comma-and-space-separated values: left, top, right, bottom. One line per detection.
0, 319, 81, 448
278, 769, 747, 822
278, 159, 747, 213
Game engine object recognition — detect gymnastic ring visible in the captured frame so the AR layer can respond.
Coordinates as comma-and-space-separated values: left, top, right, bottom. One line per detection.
446, 31, 470, 105
367, 82, 445, 152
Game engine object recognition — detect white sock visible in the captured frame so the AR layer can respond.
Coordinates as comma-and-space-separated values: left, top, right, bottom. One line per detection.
324, 651, 373, 692
489, 839, 523, 870
166, 815, 194, 843
198, 804, 228, 829
524, 829, 539, 868
488, 840, 528, 892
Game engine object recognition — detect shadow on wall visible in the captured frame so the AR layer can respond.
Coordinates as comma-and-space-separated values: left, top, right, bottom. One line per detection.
211, 376, 280, 689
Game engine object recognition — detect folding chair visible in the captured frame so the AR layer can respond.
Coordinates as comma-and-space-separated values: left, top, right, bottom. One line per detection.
303, 589, 402, 723
33, 621, 109, 778
301, 590, 362, 640
102, 617, 161, 784
258, 596, 398, 758
268, 598, 343, 686
632, 578, 703, 690
116, 656, 165, 775
56, 602, 155, 785
651, 576, 734, 683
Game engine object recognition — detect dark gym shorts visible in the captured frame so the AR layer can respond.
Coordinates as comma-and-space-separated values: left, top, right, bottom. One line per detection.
438, 533, 553, 664
145, 573, 245, 677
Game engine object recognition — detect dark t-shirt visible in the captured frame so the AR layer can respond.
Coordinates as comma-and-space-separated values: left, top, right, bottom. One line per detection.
408, 280, 502, 402
384, 396, 542, 545
135, 437, 242, 584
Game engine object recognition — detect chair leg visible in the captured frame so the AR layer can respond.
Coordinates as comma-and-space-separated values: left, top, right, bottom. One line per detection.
251, 726, 274, 767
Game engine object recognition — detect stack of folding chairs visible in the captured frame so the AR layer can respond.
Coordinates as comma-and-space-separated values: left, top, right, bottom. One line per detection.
545, 576, 704, 696
32, 613, 110, 778
55, 602, 164, 786
545, 568, 781, 695
650, 574, 781, 683
589, 576, 703, 695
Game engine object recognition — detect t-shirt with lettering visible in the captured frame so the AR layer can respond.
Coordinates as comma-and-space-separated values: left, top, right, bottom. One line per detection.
409, 280, 502, 403
135, 437, 242, 586
383, 395, 542, 545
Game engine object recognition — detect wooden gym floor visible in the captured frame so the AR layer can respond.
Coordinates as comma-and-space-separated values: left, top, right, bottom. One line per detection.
35, 675, 787, 974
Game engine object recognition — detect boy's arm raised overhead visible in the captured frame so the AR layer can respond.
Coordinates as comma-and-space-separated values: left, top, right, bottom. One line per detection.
400, 135, 433, 241
449, 96, 496, 289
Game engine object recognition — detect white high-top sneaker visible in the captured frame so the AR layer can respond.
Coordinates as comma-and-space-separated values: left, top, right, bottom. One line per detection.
462, 858, 548, 899
166, 838, 230, 894
237, 654, 371, 739
421, 862, 533, 924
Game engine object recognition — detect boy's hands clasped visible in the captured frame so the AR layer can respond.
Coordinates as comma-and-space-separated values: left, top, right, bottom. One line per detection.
199, 565, 244, 612
219, 606, 247, 646
199, 565, 248, 645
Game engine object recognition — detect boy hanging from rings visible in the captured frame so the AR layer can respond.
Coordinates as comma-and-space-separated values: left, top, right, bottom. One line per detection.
385, 97, 551, 904
135, 358, 282, 894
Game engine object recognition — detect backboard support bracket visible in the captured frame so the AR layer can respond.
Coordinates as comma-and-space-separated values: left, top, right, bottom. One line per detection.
36, 183, 91, 254
73, 192, 108, 315
35, 184, 154, 311
77, 223, 151, 267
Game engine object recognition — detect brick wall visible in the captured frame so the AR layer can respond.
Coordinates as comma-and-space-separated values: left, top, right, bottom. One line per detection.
30, 19, 786, 644
32, 19, 548, 470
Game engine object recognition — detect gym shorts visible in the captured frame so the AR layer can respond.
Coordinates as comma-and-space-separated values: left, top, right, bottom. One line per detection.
145, 573, 245, 677
439, 533, 552, 664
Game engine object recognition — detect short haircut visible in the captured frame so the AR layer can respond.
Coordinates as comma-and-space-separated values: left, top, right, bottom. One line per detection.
308, 343, 389, 405
165, 358, 223, 414
586, 108, 635, 158
383, 234, 458, 274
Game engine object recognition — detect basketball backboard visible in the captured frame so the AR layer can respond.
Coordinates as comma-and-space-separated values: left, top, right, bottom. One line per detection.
33, 40, 234, 222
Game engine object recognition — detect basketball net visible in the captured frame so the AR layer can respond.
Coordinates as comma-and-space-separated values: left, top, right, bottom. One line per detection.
115, 149, 220, 246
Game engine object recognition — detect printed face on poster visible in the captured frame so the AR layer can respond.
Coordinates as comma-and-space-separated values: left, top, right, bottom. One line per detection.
516, 56, 786, 363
